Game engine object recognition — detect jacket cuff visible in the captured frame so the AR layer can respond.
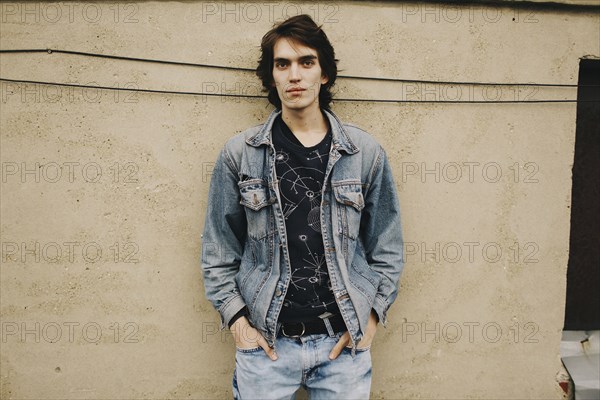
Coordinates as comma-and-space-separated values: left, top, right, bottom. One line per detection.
372, 295, 389, 327
218, 294, 248, 331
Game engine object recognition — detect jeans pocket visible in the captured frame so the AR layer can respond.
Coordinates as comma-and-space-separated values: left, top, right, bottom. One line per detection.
344, 344, 371, 352
236, 345, 263, 354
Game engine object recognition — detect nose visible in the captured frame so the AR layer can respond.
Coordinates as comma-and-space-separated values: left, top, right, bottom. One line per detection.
289, 62, 301, 82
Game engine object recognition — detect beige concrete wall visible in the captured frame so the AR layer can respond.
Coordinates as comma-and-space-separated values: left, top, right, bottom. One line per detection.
1, 1, 598, 399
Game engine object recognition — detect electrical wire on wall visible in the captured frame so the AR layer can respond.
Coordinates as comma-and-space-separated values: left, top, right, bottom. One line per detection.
0, 48, 596, 104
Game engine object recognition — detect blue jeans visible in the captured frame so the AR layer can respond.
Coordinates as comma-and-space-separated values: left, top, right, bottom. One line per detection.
232, 330, 372, 400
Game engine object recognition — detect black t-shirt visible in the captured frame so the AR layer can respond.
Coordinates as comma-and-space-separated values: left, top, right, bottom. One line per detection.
272, 113, 342, 323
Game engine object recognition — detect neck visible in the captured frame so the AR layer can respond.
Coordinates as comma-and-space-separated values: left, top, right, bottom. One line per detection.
280, 105, 328, 136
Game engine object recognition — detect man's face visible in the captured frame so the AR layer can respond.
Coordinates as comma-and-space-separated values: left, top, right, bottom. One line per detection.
271, 37, 329, 113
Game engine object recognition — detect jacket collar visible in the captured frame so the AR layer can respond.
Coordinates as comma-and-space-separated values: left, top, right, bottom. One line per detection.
245, 108, 360, 154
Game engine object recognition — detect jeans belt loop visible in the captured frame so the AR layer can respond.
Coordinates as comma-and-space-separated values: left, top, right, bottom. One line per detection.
319, 312, 336, 337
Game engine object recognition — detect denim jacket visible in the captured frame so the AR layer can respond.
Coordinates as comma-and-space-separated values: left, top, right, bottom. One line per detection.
200, 108, 404, 357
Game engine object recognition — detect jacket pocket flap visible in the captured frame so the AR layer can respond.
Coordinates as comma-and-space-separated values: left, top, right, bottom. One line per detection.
238, 179, 273, 211
333, 183, 365, 211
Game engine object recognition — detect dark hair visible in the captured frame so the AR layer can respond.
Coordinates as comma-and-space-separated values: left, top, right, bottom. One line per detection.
256, 14, 338, 110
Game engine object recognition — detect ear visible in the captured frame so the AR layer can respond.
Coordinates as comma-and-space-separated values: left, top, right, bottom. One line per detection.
321, 74, 329, 85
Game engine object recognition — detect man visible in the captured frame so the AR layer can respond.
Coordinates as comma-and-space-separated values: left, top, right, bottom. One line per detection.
201, 14, 404, 399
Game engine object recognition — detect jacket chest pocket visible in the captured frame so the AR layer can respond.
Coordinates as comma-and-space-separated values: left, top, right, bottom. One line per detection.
238, 178, 276, 240
332, 181, 365, 240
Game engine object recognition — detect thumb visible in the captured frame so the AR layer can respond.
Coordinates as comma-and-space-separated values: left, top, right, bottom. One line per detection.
258, 335, 278, 361
329, 333, 349, 360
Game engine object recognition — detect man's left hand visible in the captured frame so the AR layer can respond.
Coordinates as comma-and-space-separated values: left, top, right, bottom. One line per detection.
328, 309, 378, 360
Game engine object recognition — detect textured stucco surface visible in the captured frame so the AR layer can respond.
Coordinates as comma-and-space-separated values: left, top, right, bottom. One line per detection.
1, 1, 599, 399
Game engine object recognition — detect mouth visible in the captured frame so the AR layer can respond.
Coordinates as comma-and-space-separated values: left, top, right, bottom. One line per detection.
286, 87, 306, 93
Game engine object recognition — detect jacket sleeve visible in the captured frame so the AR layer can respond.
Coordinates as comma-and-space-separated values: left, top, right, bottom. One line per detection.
360, 145, 404, 327
200, 144, 248, 331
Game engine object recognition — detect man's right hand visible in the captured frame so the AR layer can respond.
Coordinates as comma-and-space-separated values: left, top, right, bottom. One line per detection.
230, 316, 278, 361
